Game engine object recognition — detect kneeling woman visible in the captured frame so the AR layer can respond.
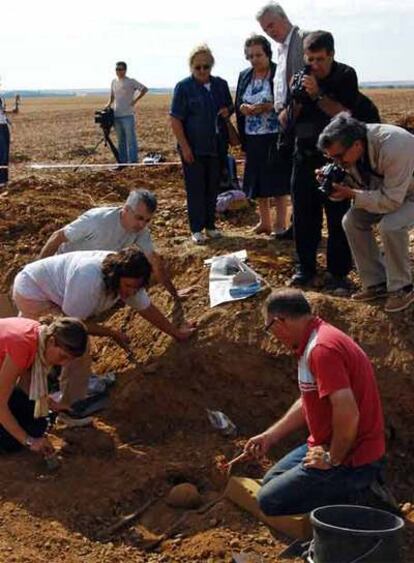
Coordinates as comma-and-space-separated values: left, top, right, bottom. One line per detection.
0, 317, 87, 454
12, 247, 195, 419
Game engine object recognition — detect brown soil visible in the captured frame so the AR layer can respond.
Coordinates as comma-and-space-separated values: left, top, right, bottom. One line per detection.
1, 93, 414, 562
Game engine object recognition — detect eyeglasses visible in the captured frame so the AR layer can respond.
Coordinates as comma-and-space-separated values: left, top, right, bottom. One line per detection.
246, 53, 265, 60
325, 146, 351, 161
128, 207, 151, 223
305, 55, 332, 64
116, 67, 126, 72
265, 316, 284, 332
194, 65, 211, 71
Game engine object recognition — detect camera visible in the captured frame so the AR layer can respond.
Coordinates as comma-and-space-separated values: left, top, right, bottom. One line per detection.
291, 64, 312, 104
318, 163, 347, 196
94, 107, 114, 132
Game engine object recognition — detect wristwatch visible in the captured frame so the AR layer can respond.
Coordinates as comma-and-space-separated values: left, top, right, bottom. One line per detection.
323, 451, 340, 467
24, 436, 35, 449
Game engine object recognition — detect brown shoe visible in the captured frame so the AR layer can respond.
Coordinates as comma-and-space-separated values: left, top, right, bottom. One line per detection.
384, 289, 414, 313
352, 283, 388, 302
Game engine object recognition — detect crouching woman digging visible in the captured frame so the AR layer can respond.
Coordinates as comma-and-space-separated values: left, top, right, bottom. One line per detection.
0, 317, 88, 455
12, 247, 195, 424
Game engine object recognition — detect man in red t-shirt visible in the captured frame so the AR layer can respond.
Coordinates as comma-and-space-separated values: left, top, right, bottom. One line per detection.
245, 288, 387, 515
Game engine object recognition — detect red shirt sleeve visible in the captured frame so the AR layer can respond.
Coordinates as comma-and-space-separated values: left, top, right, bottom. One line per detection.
309, 344, 351, 398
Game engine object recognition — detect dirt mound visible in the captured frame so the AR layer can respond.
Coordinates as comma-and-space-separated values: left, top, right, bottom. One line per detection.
1, 93, 414, 561
2, 171, 414, 561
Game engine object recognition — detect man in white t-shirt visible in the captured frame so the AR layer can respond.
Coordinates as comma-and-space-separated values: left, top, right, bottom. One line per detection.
12, 248, 195, 423
39, 189, 182, 300
107, 61, 148, 164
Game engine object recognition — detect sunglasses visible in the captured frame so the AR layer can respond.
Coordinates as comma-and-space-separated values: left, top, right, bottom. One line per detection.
194, 64, 211, 71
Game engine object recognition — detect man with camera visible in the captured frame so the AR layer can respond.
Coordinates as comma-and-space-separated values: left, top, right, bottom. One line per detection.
318, 113, 414, 313
256, 2, 306, 240
280, 31, 359, 291
39, 189, 184, 301
107, 61, 148, 164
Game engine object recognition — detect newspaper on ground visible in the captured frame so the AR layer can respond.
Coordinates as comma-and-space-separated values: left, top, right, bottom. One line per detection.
205, 251, 262, 307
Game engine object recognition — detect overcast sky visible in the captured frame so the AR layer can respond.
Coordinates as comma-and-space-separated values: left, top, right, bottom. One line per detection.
1, 0, 413, 90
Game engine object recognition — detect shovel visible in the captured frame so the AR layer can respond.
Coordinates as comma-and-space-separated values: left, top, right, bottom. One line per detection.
212, 450, 252, 490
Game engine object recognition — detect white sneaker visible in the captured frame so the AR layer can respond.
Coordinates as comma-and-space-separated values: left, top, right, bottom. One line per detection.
205, 229, 222, 239
56, 412, 93, 428
191, 232, 206, 244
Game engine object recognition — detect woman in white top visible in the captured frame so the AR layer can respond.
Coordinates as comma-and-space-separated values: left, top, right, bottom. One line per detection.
0, 97, 10, 188
12, 247, 195, 418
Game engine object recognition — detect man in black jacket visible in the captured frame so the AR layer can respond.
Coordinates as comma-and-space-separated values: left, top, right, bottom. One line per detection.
280, 31, 358, 291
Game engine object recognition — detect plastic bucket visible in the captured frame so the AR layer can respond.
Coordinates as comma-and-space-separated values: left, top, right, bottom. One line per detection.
308, 505, 404, 563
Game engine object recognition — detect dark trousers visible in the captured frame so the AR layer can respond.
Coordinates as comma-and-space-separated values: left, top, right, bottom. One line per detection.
291, 148, 352, 277
182, 155, 220, 233
0, 124, 10, 184
257, 444, 385, 516
0, 388, 48, 453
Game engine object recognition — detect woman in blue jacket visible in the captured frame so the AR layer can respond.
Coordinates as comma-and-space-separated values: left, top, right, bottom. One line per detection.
170, 45, 234, 245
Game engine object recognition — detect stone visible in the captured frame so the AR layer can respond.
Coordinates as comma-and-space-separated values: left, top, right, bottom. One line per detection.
166, 483, 202, 509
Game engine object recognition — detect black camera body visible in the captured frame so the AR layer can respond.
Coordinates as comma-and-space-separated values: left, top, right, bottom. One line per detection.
290, 64, 312, 104
94, 107, 114, 132
318, 163, 347, 196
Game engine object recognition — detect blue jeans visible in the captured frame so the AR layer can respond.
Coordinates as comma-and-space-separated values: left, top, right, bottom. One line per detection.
0, 388, 48, 453
257, 444, 384, 516
114, 115, 138, 163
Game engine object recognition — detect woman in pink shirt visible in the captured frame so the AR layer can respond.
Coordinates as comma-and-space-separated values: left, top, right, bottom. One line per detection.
0, 317, 87, 456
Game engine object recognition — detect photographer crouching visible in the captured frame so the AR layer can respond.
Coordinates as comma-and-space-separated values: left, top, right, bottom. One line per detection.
280, 31, 360, 293
318, 113, 414, 313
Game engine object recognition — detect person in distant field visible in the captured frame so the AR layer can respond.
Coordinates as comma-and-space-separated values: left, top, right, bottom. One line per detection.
0, 317, 88, 455
170, 44, 234, 245
235, 34, 290, 236
256, 2, 307, 241
318, 113, 414, 313
0, 97, 11, 189
12, 247, 196, 425
39, 188, 184, 301
107, 61, 148, 164
245, 289, 387, 516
